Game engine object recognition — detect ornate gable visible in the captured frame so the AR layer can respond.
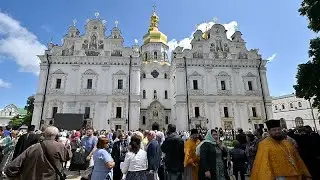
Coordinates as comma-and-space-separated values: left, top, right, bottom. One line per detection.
113, 70, 126, 76
83, 69, 97, 75
53, 69, 65, 74
218, 71, 229, 76
190, 71, 202, 77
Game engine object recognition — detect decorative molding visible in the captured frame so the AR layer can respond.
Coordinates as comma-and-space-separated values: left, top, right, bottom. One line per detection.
48, 69, 68, 95
216, 71, 232, 96
112, 70, 129, 95
80, 69, 98, 95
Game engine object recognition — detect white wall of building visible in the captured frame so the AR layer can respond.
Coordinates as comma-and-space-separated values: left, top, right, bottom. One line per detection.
272, 94, 320, 130
32, 17, 273, 131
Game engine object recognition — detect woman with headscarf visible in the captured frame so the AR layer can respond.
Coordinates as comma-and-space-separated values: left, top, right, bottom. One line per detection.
69, 131, 82, 172
196, 129, 225, 180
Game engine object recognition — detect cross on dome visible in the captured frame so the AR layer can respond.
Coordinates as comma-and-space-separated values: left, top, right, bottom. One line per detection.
213, 17, 218, 23
152, 5, 156, 13
94, 12, 100, 19
134, 39, 138, 45
72, 19, 77, 26
115, 20, 119, 27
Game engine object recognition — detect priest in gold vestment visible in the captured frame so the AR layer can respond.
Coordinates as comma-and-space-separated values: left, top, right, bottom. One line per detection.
251, 120, 311, 180
184, 129, 200, 180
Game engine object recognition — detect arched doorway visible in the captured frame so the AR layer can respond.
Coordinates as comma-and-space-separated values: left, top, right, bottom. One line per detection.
295, 117, 304, 127
280, 118, 287, 129
146, 100, 166, 130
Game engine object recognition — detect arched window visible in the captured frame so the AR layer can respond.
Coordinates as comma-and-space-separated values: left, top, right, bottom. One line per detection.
153, 90, 157, 99
275, 105, 278, 110
282, 104, 285, 110
295, 117, 304, 127
165, 116, 169, 124
164, 73, 167, 79
298, 102, 302, 107
164, 90, 168, 99
142, 73, 146, 78
163, 52, 167, 60
290, 103, 293, 108
142, 116, 146, 125
145, 53, 148, 60
143, 90, 146, 99
154, 51, 158, 59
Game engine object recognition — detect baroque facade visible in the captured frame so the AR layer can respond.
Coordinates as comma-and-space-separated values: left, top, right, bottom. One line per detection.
0, 104, 26, 126
272, 94, 320, 130
32, 11, 273, 131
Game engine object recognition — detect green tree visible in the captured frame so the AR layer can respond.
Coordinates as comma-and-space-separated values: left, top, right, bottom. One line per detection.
23, 96, 35, 125
294, 0, 320, 108
9, 115, 23, 127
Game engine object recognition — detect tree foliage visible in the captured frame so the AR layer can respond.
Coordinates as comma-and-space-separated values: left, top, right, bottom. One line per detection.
8, 96, 35, 127
9, 115, 23, 127
23, 96, 35, 125
294, 0, 320, 109
299, 0, 320, 32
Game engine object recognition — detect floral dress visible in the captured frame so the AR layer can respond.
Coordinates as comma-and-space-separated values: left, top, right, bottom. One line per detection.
0, 136, 15, 172
215, 146, 226, 180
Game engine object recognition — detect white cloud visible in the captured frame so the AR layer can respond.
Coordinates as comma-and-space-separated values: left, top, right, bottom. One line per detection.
167, 21, 238, 59
40, 25, 52, 34
0, 12, 46, 75
0, 79, 11, 88
267, 53, 277, 62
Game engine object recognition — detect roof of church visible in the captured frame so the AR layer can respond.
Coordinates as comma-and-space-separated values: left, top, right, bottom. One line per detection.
143, 9, 167, 45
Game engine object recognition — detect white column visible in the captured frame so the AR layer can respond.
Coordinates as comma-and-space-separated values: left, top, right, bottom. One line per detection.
266, 102, 273, 120
208, 103, 216, 129
233, 102, 241, 129
129, 102, 140, 131
232, 68, 240, 95
205, 69, 213, 95
176, 69, 187, 95
175, 103, 188, 131
131, 69, 140, 95
31, 102, 42, 129
260, 69, 270, 97
37, 64, 49, 94
214, 102, 222, 128
240, 102, 252, 130
97, 102, 108, 130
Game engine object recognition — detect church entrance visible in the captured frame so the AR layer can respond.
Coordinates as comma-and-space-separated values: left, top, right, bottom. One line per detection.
145, 100, 166, 130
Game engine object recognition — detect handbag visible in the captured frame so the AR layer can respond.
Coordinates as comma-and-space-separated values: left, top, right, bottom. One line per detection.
40, 142, 67, 180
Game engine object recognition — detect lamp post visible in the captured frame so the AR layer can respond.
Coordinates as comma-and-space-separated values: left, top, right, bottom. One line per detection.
40, 54, 52, 129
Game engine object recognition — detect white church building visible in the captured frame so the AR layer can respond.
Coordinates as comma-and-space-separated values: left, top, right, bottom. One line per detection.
32, 11, 273, 131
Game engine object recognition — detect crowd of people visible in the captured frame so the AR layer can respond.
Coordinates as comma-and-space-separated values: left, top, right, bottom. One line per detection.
0, 120, 318, 180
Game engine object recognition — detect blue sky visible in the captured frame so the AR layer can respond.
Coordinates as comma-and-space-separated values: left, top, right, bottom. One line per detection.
0, 0, 314, 108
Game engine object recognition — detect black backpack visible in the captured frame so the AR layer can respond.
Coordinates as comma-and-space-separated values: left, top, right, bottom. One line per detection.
72, 147, 86, 165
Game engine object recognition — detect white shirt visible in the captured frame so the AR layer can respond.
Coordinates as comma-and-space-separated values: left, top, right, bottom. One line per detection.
121, 149, 148, 174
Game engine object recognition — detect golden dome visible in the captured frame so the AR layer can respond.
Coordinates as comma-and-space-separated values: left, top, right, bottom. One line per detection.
143, 10, 167, 45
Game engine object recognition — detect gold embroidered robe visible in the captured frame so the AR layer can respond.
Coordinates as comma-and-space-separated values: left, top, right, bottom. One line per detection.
184, 139, 200, 180
250, 137, 311, 180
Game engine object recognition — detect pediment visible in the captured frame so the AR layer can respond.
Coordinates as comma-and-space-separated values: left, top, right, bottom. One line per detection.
147, 100, 165, 110
83, 69, 97, 75
190, 71, 202, 77
113, 70, 126, 75
217, 71, 229, 76
245, 72, 255, 77
53, 69, 65, 74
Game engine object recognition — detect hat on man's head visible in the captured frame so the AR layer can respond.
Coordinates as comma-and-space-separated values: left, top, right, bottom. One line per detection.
190, 129, 198, 135
265, 120, 281, 130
